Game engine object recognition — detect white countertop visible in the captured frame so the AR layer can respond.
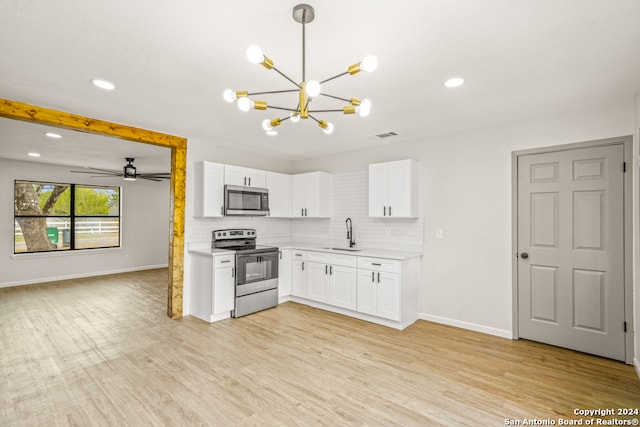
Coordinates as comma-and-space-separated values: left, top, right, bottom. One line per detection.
273, 242, 422, 260
188, 242, 422, 260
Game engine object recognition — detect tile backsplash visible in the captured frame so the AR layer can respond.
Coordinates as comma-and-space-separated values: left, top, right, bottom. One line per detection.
186, 170, 423, 252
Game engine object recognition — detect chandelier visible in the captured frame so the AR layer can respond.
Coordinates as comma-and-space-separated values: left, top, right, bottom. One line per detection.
223, 3, 377, 136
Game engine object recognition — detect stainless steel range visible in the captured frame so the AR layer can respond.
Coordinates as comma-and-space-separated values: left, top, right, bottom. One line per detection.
212, 229, 279, 318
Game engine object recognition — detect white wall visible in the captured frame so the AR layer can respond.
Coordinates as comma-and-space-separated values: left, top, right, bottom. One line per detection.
291, 101, 636, 338
0, 158, 170, 287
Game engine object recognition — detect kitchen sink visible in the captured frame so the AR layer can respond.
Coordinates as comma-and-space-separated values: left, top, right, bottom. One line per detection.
323, 247, 363, 252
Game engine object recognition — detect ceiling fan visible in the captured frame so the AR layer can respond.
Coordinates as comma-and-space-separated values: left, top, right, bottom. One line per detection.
70, 158, 170, 182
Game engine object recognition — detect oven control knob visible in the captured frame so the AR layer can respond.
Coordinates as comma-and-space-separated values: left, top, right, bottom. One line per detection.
223, 232, 227, 236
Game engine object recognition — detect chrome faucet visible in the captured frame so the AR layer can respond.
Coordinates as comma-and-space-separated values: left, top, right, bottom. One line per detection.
345, 217, 356, 248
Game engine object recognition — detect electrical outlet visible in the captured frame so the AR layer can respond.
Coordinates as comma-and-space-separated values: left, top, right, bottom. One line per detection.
435, 229, 444, 239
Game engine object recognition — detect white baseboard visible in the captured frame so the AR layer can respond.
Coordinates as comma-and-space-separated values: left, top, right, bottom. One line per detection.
0, 264, 169, 288
634, 357, 640, 379
419, 313, 512, 339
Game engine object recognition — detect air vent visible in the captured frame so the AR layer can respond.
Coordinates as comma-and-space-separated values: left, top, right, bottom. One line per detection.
375, 131, 398, 139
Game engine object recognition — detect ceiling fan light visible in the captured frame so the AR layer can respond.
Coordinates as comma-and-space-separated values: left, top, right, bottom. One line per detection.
246, 45, 264, 64
305, 80, 321, 97
361, 55, 378, 72
123, 176, 137, 181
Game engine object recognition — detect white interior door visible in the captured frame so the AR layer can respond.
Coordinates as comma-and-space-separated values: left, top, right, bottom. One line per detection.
517, 144, 625, 361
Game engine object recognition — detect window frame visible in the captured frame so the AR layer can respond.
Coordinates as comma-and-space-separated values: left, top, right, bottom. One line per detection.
14, 180, 122, 254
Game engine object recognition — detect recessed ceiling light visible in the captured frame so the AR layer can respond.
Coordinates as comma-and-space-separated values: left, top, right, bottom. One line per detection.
28, 152, 41, 157
444, 77, 465, 88
45, 132, 62, 139
91, 79, 116, 90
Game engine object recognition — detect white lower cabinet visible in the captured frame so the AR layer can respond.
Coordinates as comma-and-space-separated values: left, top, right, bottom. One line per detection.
288, 250, 420, 330
291, 250, 307, 298
357, 270, 400, 321
190, 252, 235, 322
278, 249, 292, 299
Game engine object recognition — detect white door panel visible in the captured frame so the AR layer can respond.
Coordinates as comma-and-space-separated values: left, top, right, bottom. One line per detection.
517, 144, 625, 361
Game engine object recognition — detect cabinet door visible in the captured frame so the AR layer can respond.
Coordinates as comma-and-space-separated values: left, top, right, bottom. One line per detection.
368, 162, 389, 217
291, 259, 307, 297
330, 265, 357, 310
306, 262, 329, 303
194, 161, 224, 217
291, 173, 310, 217
214, 266, 235, 315
245, 168, 266, 188
376, 272, 401, 321
357, 270, 377, 316
266, 172, 291, 218
304, 172, 331, 218
387, 160, 418, 217
224, 165, 250, 186
278, 249, 291, 298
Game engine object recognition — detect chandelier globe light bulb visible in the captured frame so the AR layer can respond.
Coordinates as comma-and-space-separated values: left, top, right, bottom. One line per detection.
262, 119, 273, 131
323, 122, 334, 134
305, 80, 321, 97
246, 45, 264, 64
290, 112, 300, 123
359, 99, 372, 117
361, 55, 378, 72
223, 89, 236, 103
238, 97, 252, 112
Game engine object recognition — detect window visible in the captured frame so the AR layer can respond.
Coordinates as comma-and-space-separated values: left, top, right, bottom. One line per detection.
14, 181, 120, 254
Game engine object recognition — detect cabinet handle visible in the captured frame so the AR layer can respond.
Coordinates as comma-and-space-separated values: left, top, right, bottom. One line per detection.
301, 208, 304, 216
304, 208, 308, 216
232, 267, 235, 278
325, 265, 328, 274
221, 206, 224, 216
383, 206, 386, 216
295, 254, 302, 257
302, 261, 305, 271
244, 176, 247, 186
372, 263, 382, 266
377, 272, 381, 283
371, 271, 375, 282
279, 251, 282, 259
389, 206, 392, 216
220, 260, 231, 263
248, 177, 251, 186
330, 266, 333, 275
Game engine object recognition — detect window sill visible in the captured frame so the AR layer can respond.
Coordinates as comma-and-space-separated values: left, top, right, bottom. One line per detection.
10, 247, 123, 260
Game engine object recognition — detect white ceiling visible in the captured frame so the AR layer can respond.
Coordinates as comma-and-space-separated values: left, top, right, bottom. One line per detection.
1, 0, 639, 170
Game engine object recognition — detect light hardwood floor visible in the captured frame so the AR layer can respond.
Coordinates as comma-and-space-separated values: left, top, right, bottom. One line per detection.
1, 269, 638, 426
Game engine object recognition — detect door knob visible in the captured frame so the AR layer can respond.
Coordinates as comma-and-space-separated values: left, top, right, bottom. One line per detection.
520, 252, 529, 259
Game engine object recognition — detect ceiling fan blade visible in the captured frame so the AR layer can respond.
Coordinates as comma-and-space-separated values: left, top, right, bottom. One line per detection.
89, 175, 124, 178
77, 166, 121, 174
138, 176, 164, 182
139, 174, 170, 179
70, 170, 120, 176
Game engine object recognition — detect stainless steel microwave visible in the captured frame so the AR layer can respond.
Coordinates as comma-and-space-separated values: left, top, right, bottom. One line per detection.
224, 185, 269, 216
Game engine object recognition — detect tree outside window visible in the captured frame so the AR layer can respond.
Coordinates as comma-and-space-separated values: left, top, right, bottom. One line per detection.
14, 181, 120, 253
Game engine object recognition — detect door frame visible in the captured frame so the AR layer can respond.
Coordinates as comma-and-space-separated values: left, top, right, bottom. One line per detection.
511, 135, 633, 364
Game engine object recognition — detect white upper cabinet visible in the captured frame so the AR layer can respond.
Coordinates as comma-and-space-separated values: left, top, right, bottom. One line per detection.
265, 171, 292, 218
225, 165, 266, 188
292, 172, 331, 218
368, 159, 419, 218
193, 161, 225, 217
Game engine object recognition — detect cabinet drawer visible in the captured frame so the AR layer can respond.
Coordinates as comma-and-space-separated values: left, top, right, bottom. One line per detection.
330, 253, 357, 268
357, 257, 400, 273
292, 250, 307, 260
307, 251, 357, 268
214, 254, 235, 268
307, 251, 332, 264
